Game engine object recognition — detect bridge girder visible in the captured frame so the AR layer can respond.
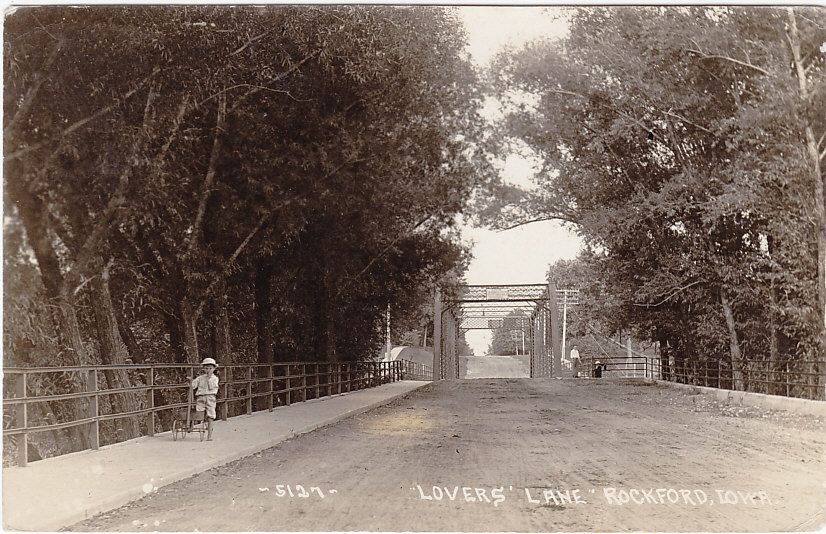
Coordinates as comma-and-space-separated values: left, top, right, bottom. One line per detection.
433, 284, 570, 380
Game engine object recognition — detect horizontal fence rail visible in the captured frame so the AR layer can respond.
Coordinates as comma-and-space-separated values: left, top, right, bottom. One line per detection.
3, 359, 427, 467
580, 355, 825, 400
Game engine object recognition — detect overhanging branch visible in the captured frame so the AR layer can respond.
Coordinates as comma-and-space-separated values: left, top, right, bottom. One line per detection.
633, 279, 704, 308
496, 214, 578, 231
685, 48, 770, 76
5, 38, 63, 136
7, 68, 160, 162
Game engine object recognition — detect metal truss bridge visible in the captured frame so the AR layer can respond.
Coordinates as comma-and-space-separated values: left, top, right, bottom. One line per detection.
431, 284, 579, 379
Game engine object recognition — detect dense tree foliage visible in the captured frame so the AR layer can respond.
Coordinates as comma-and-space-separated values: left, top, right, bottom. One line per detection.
487, 7, 826, 398
3, 5, 485, 456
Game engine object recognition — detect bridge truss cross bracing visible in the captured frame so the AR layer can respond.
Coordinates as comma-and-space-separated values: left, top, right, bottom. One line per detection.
432, 284, 566, 379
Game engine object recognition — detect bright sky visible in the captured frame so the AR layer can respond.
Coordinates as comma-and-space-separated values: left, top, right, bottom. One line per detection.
456, 7, 583, 355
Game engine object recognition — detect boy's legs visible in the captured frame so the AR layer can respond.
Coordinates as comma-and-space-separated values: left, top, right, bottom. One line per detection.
194, 395, 206, 428
205, 395, 217, 441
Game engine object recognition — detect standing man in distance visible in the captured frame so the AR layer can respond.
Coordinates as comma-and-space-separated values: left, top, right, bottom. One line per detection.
570, 344, 581, 378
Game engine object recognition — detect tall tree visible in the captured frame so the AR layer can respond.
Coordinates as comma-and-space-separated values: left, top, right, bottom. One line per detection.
486, 6, 825, 397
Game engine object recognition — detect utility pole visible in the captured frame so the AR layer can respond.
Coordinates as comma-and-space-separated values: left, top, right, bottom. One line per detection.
385, 303, 391, 362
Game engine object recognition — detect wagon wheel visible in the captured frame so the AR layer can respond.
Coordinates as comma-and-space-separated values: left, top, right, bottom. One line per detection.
172, 419, 187, 441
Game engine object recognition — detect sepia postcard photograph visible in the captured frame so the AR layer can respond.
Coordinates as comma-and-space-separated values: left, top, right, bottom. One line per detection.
2, 3, 825, 532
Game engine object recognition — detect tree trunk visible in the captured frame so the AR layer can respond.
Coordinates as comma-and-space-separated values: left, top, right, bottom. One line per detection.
788, 8, 826, 400
179, 299, 199, 364
212, 288, 231, 365
90, 260, 140, 440
768, 277, 781, 396
162, 310, 185, 362
323, 259, 338, 363
9, 182, 91, 450
312, 269, 327, 363
255, 260, 275, 364
114, 307, 144, 363
720, 291, 745, 391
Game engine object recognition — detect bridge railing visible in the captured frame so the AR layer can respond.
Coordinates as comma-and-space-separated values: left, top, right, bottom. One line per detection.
3, 359, 425, 467
659, 358, 824, 400
581, 355, 652, 379
398, 360, 433, 381
581, 355, 825, 400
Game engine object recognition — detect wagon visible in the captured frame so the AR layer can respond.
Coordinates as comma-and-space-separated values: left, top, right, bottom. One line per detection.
171, 381, 208, 441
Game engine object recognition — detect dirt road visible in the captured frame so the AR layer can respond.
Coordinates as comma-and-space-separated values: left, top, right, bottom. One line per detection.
71, 379, 826, 532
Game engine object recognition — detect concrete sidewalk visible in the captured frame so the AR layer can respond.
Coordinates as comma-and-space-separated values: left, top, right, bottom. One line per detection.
2, 381, 429, 531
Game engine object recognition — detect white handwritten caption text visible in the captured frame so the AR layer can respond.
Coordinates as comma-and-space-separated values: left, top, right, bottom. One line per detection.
412, 485, 772, 507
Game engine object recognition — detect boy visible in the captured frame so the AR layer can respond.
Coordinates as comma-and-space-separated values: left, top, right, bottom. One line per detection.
191, 357, 219, 441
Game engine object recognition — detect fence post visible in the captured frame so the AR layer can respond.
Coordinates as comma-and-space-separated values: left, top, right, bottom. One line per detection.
221, 366, 231, 421
246, 367, 253, 415
337, 365, 342, 395
86, 370, 100, 450
285, 365, 292, 406
267, 365, 274, 412
785, 361, 790, 398
147, 368, 155, 437
301, 363, 307, 402
328, 364, 333, 397
16, 373, 28, 467
347, 362, 353, 392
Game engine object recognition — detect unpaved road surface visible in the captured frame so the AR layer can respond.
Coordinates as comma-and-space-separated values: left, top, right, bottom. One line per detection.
71, 379, 826, 532
463, 355, 528, 379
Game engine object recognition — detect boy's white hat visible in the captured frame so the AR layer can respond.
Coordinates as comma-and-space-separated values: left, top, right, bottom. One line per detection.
201, 357, 218, 367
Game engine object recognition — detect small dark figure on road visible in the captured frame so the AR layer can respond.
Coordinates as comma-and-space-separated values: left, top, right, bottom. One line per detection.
192, 357, 219, 441
593, 360, 607, 378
